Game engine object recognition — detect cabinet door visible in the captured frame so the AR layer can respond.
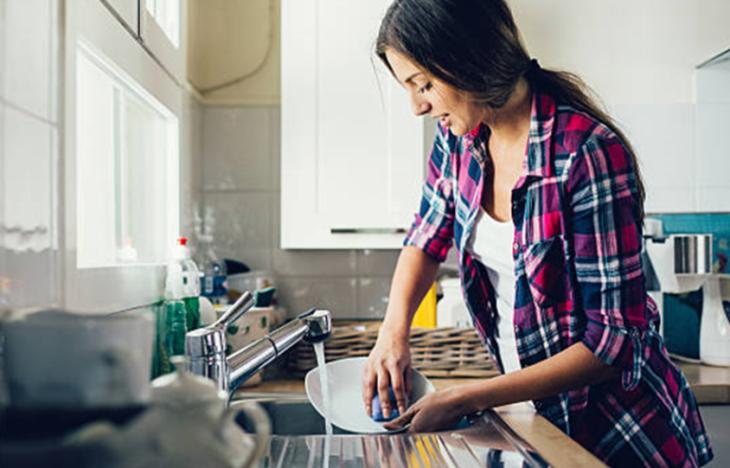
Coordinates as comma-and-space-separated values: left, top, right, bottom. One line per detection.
282, 0, 425, 249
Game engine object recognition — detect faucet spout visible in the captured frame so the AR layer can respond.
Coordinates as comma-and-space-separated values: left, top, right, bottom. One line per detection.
297, 307, 332, 343
185, 300, 331, 397
228, 309, 331, 393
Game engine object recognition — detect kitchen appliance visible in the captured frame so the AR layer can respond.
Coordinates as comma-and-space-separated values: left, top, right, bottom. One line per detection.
645, 220, 730, 366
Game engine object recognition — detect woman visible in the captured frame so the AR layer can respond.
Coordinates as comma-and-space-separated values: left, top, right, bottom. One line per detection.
361, 0, 713, 465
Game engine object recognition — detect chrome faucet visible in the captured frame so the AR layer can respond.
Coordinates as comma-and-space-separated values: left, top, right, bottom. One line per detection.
185, 291, 332, 396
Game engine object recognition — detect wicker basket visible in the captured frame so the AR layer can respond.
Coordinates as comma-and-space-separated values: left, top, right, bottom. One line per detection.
286, 322, 498, 378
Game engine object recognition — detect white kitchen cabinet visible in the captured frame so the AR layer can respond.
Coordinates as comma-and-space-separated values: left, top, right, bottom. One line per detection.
281, 0, 426, 249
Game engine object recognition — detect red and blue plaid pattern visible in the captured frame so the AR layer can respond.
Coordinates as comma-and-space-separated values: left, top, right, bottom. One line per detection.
404, 91, 713, 466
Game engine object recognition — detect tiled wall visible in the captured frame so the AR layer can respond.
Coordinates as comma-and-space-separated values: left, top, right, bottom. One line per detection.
695, 59, 730, 212
181, 93, 204, 240
610, 59, 730, 214
0, 0, 61, 309
509, 0, 730, 214
200, 106, 431, 319
611, 102, 698, 213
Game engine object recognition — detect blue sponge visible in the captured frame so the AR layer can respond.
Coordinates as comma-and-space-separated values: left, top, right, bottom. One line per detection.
371, 387, 400, 422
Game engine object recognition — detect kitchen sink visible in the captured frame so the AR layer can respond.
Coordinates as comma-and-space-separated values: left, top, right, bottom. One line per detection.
231, 395, 549, 467
232, 396, 354, 436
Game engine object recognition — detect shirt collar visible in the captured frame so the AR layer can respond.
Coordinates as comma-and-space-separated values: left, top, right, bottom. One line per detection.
462, 122, 489, 166
463, 90, 557, 178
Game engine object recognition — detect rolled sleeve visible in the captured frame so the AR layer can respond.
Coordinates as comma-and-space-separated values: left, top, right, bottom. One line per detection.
403, 123, 455, 263
567, 136, 651, 390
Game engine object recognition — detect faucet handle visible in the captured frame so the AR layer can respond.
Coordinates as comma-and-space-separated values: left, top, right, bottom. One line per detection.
213, 291, 256, 330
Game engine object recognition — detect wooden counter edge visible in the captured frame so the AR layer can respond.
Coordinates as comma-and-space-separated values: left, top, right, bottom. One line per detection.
496, 403, 605, 468
676, 361, 730, 403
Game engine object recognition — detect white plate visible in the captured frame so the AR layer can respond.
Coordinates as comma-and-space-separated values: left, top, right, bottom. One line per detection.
304, 357, 434, 434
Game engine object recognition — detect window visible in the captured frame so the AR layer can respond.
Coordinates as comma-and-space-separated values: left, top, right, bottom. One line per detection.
145, 0, 181, 48
141, 0, 184, 82
65, 0, 183, 311
75, 42, 179, 268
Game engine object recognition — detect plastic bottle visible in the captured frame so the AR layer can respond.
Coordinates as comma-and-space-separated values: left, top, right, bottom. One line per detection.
411, 282, 437, 328
163, 262, 188, 359
437, 277, 472, 328
174, 237, 202, 332
197, 234, 228, 306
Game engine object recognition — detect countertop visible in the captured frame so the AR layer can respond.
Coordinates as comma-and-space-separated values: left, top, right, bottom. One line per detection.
675, 361, 730, 404
238, 361, 730, 467
240, 361, 730, 402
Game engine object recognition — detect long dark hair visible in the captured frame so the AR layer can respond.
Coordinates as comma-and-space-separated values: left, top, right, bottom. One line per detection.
376, 0, 645, 218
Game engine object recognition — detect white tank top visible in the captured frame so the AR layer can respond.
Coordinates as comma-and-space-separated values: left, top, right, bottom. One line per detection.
467, 209, 521, 374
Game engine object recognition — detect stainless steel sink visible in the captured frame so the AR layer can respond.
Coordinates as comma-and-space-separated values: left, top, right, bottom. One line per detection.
233, 396, 355, 436
231, 395, 549, 467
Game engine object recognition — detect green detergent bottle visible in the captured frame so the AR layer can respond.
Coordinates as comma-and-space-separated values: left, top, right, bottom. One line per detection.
174, 237, 202, 331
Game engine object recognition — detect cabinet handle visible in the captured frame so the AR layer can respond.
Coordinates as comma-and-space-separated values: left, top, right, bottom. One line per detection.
330, 228, 407, 234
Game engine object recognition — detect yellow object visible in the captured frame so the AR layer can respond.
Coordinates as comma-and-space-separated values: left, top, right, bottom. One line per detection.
412, 283, 437, 328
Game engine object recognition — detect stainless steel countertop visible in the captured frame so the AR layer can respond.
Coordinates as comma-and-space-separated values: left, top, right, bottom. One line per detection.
233, 395, 548, 467
258, 419, 543, 467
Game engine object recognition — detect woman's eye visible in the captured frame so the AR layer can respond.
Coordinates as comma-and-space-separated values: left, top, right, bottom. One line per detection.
418, 82, 433, 94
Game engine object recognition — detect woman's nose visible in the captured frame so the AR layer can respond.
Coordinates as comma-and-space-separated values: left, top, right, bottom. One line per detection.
410, 94, 431, 117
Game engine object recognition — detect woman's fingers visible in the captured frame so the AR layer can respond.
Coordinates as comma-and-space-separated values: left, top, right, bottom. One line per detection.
383, 406, 415, 430
362, 362, 377, 416
362, 334, 412, 421
364, 360, 410, 419
376, 368, 393, 419
389, 364, 408, 416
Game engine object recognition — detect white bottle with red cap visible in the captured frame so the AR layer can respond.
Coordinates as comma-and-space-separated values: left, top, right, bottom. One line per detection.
169, 237, 202, 331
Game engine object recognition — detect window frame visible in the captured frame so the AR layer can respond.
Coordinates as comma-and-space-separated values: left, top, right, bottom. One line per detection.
102, 0, 138, 34
64, 0, 183, 312
140, 0, 186, 83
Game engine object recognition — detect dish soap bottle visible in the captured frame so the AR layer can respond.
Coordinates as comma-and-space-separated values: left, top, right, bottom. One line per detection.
174, 237, 202, 332
163, 253, 188, 361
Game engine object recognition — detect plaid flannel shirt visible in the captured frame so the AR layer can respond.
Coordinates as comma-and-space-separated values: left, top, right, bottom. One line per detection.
404, 91, 713, 466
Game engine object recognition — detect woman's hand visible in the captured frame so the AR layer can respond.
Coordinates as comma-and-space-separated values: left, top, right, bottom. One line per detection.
361, 246, 440, 420
362, 330, 413, 419
383, 386, 473, 433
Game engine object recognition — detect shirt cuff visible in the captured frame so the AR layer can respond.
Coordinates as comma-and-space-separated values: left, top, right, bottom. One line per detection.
581, 321, 658, 391
402, 220, 451, 263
